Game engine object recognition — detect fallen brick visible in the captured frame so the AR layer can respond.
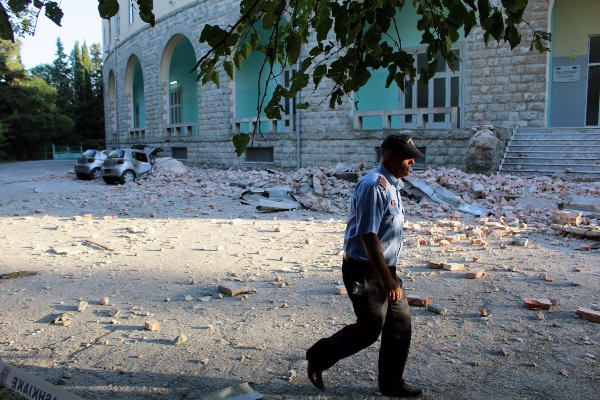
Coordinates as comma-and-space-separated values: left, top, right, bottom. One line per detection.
466, 268, 485, 279
335, 285, 347, 295
145, 320, 160, 331
524, 298, 552, 311
580, 245, 590, 251
443, 263, 465, 271
470, 238, 483, 245
100, 297, 110, 305
438, 240, 451, 247
538, 272, 554, 282
427, 261, 445, 269
407, 296, 430, 307
218, 283, 249, 297
575, 308, 600, 323
511, 238, 529, 246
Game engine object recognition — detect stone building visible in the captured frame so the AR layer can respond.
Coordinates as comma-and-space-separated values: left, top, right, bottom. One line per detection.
102, 0, 600, 174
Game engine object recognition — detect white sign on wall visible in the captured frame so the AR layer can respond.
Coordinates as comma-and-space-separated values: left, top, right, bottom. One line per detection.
553, 65, 580, 83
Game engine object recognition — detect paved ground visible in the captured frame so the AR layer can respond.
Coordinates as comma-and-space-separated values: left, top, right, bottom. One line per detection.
0, 161, 598, 400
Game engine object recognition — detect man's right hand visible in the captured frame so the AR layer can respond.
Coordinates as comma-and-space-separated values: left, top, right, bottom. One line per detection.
382, 277, 402, 304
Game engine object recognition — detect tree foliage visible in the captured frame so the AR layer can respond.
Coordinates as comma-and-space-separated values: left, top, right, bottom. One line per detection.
0, 39, 74, 160
0, 0, 552, 156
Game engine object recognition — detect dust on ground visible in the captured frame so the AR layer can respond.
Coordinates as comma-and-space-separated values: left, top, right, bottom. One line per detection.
0, 160, 598, 400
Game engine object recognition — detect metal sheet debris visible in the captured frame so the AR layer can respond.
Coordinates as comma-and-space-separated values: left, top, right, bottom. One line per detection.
404, 179, 489, 217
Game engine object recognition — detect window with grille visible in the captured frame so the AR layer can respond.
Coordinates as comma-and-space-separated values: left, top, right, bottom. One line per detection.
169, 89, 182, 124
281, 67, 296, 131
402, 49, 461, 127
134, 103, 140, 128
245, 147, 274, 163
129, 0, 134, 24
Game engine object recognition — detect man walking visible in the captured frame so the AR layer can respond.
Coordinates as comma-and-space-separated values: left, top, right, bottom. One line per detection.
306, 134, 424, 397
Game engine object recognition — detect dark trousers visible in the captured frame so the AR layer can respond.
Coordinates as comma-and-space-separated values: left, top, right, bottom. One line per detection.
306, 257, 412, 392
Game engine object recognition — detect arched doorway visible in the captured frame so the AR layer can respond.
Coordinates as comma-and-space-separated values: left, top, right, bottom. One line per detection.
160, 35, 199, 137
124, 55, 145, 138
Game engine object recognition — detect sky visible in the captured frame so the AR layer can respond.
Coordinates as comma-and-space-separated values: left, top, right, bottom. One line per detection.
19, 0, 103, 70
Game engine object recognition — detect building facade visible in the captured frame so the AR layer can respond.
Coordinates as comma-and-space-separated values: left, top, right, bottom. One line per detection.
102, 0, 600, 171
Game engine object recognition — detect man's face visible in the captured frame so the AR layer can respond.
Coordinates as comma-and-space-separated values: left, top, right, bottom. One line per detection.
397, 158, 415, 178
386, 153, 414, 178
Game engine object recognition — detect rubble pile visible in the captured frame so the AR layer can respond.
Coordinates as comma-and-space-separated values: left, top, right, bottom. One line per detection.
53, 160, 599, 239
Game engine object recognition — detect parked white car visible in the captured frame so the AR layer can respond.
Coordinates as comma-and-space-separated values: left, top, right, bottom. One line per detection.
101, 148, 156, 184
74, 149, 110, 180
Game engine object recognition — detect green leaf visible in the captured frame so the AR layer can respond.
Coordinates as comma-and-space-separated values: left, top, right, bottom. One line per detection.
7, 0, 31, 13
44, 1, 63, 27
232, 133, 250, 158
487, 11, 504, 43
296, 102, 310, 110
210, 71, 220, 88
477, 0, 490, 24
464, 10, 477, 37
316, 16, 333, 42
33, 0, 43, 8
233, 50, 243, 70
0, 3, 15, 42
136, 0, 155, 26
286, 32, 301, 66
223, 60, 234, 79
241, 42, 252, 59
98, 0, 119, 19
505, 26, 522, 50
250, 32, 261, 48
313, 64, 326, 77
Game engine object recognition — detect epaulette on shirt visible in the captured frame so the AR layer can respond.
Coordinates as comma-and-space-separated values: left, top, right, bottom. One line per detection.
378, 175, 388, 189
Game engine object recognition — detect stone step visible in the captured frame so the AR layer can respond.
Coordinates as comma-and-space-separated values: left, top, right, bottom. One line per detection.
500, 164, 600, 173
504, 151, 600, 158
516, 128, 600, 134
503, 157, 600, 165
511, 137, 600, 143
498, 169, 600, 178
506, 145, 600, 152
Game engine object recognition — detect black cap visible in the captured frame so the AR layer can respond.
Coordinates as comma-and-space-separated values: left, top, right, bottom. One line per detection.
381, 134, 425, 159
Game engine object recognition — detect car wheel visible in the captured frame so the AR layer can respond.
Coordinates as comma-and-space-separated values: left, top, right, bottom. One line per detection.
76, 173, 86, 180
103, 177, 116, 184
90, 168, 102, 180
120, 170, 136, 184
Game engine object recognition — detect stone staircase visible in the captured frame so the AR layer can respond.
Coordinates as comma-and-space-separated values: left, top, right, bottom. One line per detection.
498, 128, 600, 178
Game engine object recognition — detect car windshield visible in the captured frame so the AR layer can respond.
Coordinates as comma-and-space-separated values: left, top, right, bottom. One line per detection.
82, 150, 96, 157
108, 150, 125, 158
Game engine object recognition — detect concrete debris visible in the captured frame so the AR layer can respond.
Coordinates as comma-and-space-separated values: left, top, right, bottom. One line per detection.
77, 301, 88, 312
427, 303, 446, 315
155, 157, 187, 174
218, 283, 249, 297
560, 196, 600, 218
100, 297, 110, 305
443, 263, 465, 271
173, 334, 188, 346
145, 320, 160, 331
196, 382, 263, 400
335, 285, 348, 295
466, 268, 485, 279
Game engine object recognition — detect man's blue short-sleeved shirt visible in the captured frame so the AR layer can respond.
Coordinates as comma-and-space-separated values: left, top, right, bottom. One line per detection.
343, 164, 405, 266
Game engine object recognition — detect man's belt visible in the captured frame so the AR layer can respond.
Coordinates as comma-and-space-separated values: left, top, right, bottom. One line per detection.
343, 253, 370, 264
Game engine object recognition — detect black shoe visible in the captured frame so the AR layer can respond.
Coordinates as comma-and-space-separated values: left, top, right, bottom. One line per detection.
306, 352, 325, 390
380, 380, 422, 397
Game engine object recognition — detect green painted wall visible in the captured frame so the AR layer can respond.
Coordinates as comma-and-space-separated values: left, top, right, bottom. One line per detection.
553, 0, 600, 58
357, 3, 464, 129
169, 36, 199, 134
236, 24, 281, 127
133, 61, 145, 128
